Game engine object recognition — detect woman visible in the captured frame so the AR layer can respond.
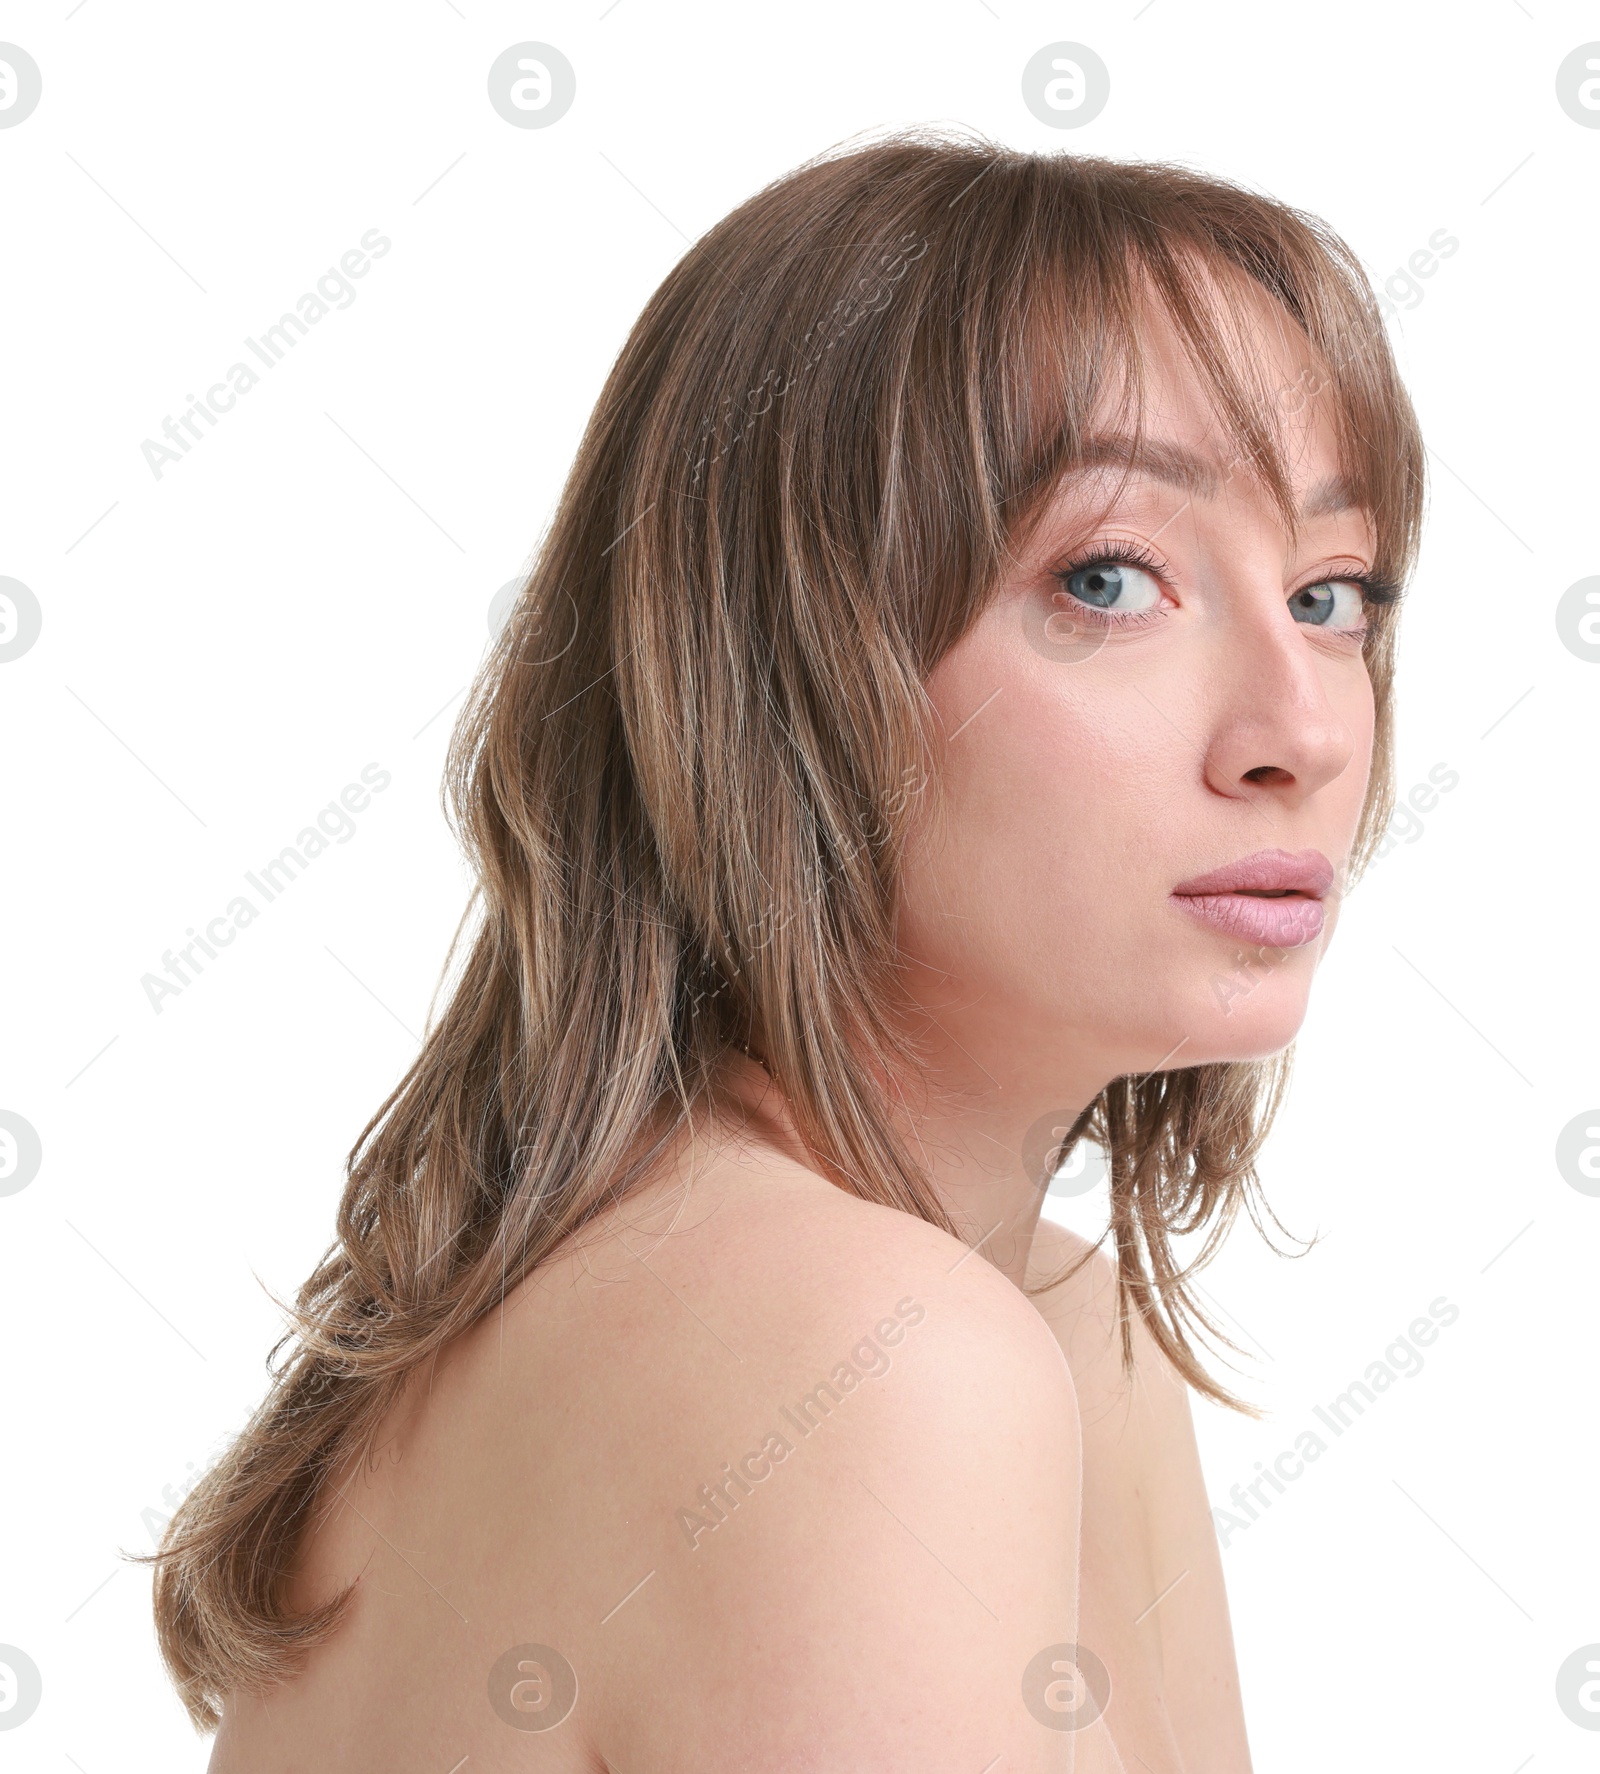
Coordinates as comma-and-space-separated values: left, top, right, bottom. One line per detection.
152, 127, 1423, 1770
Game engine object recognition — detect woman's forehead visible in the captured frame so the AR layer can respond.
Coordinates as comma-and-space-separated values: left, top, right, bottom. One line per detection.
1059, 431, 1360, 520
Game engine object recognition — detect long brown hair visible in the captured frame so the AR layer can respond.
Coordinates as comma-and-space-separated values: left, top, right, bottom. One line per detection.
148, 125, 1424, 1726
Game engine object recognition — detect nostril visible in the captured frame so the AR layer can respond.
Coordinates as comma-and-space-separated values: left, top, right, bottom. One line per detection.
1243, 765, 1292, 785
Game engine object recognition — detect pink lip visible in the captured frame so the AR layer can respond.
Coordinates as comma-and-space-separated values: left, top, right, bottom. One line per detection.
1170, 847, 1334, 950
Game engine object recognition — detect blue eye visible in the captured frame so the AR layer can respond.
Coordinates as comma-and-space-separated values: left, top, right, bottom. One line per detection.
1057, 559, 1162, 614
1289, 580, 1365, 630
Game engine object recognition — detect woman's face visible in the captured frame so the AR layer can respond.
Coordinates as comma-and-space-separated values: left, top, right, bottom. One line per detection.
898, 280, 1380, 1085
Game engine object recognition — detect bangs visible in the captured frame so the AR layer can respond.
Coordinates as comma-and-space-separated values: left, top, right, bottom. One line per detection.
990, 171, 1425, 643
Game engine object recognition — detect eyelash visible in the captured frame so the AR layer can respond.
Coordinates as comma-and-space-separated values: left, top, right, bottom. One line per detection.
1049, 539, 1405, 637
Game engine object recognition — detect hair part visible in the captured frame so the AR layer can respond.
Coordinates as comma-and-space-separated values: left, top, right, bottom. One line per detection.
145, 124, 1425, 1728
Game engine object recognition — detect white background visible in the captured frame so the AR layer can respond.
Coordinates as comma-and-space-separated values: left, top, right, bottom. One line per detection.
2, 2, 1596, 1767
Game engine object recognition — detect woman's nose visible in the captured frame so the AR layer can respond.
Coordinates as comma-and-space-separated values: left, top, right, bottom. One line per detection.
1197, 607, 1361, 810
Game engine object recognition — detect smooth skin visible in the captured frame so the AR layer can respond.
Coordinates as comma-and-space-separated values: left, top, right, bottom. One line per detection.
212, 1136, 1087, 1772
209, 263, 1378, 1770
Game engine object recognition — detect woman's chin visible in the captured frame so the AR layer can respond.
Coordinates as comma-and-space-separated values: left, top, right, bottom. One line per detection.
1177, 986, 1313, 1066
1099, 975, 1314, 1073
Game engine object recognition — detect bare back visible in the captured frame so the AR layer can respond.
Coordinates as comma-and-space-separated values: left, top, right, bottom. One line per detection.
207, 1088, 1245, 1771
209, 1111, 1091, 1770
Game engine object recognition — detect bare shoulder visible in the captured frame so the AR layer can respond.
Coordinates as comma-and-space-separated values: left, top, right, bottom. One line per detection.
1026, 1217, 1189, 1405
490, 1139, 1085, 1770
1023, 1212, 1201, 1504
1026, 1217, 1118, 1316
1025, 1219, 1125, 1375
506, 1130, 1085, 1509
521, 1126, 1080, 1401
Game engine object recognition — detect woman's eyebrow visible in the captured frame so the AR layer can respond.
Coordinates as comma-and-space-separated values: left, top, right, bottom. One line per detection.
1067, 433, 1359, 519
